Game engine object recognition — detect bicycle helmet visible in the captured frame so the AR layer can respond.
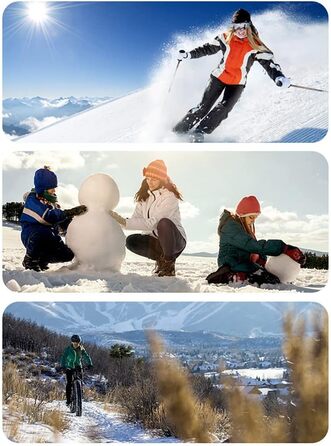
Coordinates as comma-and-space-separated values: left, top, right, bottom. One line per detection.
71, 334, 81, 343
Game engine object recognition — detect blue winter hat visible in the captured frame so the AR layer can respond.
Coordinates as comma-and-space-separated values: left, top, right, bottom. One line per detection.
34, 166, 58, 194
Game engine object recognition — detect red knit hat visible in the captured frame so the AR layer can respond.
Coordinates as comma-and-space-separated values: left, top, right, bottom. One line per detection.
236, 196, 261, 217
143, 160, 169, 182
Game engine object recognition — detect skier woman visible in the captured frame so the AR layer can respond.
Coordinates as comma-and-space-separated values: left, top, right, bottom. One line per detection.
61, 334, 93, 406
206, 196, 305, 285
109, 160, 186, 277
173, 8, 291, 142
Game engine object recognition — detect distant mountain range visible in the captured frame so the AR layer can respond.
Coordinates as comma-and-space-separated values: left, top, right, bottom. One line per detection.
3, 96, 112, 137
183, 248, 328, 258
5, 302, 323, 338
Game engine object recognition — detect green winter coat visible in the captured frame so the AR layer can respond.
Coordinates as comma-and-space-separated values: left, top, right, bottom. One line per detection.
217, 210, 285, 273
61, 345, 93, 370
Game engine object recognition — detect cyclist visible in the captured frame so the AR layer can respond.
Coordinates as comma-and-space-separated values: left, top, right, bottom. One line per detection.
61, 334, 93, 406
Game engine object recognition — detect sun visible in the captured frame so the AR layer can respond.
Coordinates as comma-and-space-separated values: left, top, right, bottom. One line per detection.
26, 2, 49, 24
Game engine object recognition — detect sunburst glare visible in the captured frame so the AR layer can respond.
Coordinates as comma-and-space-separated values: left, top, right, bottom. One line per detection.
26, 2, 49, 24
4, 1, 82, 51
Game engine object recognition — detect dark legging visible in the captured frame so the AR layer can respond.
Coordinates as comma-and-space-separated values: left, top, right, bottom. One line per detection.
173, 75, 244, 134
126, 218, 186, 261
65, 367, 82, 404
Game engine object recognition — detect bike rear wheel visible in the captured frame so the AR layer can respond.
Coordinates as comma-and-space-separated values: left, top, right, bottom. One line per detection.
74, 379, 82, 417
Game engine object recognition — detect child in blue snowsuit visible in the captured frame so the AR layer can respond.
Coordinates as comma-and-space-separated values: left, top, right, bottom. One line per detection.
20, 167, 87, 272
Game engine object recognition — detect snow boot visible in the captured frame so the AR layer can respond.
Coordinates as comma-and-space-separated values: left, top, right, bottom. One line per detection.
152, 258, 162, 275
158, 258, 176, 277
206, 265, 232, 284
22, 254, 42, 272
39, 259, 49, 271
189, 130, 205, 143
248, 269, 281, 286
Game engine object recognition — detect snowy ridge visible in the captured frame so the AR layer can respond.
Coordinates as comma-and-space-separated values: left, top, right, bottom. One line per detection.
5, 299, 323, 337
13, 11, 328, 143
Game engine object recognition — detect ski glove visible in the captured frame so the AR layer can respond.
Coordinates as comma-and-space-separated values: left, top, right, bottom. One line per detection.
275, 76, 291, 89
87, 364, 93, 370
283, 245, 306, 266
177, 50, 190, 61
63, 205, 87, 218
109, 210, 126, 227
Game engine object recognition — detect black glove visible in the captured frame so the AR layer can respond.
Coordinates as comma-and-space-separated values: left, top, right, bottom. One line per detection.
87, 364, 93, 370
63, 205, 87, 218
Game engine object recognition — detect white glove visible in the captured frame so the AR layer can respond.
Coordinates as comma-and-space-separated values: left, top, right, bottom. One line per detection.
109, 210, 126, 227
275, 76, 291, 89
177, 50, 190, 61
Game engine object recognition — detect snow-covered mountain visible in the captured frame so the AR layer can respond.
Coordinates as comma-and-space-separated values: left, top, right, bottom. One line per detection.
11, 11, 328, 143
5, 302, 322, 337
3, 96, 111, 137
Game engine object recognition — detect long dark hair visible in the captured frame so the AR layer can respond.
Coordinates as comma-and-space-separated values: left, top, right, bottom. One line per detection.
134, 179, 183, 202
234, 214, 256, 239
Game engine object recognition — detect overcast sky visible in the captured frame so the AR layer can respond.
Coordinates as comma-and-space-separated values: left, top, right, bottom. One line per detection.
2, 151, 328, 253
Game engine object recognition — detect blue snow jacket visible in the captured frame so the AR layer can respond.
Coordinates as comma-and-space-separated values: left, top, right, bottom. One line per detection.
20, 192, 67, 247
217, 210, 285, 273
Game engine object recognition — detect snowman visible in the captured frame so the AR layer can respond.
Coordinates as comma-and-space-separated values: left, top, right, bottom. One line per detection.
66, 173, 126, 271
265, 253, 301, 284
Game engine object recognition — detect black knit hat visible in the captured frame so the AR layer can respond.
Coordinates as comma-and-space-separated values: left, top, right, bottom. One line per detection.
232, 9, 251, 24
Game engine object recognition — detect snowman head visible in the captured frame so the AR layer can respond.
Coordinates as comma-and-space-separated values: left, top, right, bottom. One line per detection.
78, 173, 119, 211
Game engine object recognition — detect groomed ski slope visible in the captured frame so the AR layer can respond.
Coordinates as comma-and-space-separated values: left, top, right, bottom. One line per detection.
14, 11, 328, 144
3, 225, 327, 293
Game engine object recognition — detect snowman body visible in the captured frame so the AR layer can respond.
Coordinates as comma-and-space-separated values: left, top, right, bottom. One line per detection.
66, 173, 126, 271
265, 253, 301, 284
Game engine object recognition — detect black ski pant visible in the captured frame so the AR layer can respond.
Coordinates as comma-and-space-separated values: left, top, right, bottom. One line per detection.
24, 227, 74, 265
173, 75, 244, 134
65, 367, 82, 404
126, 218, 186, 261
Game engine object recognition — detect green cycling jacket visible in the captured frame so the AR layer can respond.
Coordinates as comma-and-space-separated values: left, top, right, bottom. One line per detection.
61, 345, 93, 369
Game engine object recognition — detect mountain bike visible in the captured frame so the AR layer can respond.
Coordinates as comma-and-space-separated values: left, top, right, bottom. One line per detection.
69, 367, 83, 416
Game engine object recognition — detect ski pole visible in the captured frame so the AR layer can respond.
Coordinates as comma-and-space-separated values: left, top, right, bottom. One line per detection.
290, 84, 328, 93
168, 60, 182, 93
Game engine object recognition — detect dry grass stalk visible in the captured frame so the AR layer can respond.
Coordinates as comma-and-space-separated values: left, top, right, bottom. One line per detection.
283, 311, 328, 442
148, 331, 212, 442
223, 311, 328, 443
3, 361, 28, 403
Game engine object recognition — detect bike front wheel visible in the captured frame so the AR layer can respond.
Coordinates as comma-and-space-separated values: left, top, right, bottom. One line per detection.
74, 379, 82, 417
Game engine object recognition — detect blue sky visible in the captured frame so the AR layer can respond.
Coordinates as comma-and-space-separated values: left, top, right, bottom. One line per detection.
3, 151, 328, 252
3, 1, 328, 98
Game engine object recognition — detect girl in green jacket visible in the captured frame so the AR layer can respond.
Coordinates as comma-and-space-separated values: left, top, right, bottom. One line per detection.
207, 196, 305, 285
61, 334, 93, 406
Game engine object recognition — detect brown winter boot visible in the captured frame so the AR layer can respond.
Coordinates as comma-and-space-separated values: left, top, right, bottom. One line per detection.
157, 257, 176, 277
152, 258, 162, 275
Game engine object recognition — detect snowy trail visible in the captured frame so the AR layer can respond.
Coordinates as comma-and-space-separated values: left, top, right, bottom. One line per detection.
52, 401, 174, 443
3, 225, 327, 293
3, 400, 177, 443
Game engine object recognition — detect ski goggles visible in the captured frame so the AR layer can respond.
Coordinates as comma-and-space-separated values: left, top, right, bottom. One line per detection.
232, 22, 250, 30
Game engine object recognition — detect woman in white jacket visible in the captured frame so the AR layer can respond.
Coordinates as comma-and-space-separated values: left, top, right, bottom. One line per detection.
110, 160, 187, 277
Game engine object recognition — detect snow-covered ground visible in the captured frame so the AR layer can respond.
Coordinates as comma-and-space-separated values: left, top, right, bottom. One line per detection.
223, 368, 286, 380
2, 225, 327, 293
13, 11, 328, 144
3, 400, 177, 443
